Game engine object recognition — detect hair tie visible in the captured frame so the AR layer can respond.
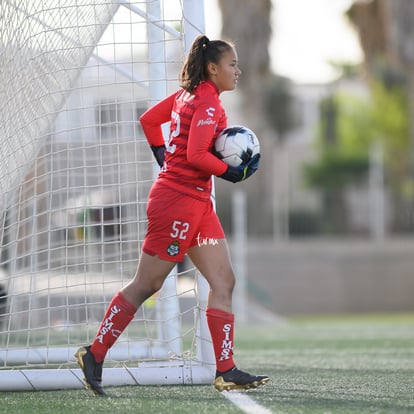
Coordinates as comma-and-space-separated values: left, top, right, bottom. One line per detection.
202, 37, 210, 50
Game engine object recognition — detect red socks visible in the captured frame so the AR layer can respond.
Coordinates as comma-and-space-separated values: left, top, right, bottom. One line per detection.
90, 299, 235, 371
206, 307, 235, 373
90, 291, 137, 362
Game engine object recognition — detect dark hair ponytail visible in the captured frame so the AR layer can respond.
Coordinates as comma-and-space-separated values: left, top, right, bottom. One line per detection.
179, 34, 234, 93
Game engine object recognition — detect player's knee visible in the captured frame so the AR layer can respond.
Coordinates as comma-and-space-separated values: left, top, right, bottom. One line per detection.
212, 276, 235, 296
124, 275, 164, 304
226, 270, 236, 291
140, 280, 163, 299
221, 274, 235, 293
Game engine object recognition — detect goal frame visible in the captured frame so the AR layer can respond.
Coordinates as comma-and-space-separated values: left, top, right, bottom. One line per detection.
0, 0, 215, 392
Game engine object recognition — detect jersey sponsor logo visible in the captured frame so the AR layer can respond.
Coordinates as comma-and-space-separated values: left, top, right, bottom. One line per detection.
196, 118, 216, 127
167, 240, 180, 256
196, 106, 216, 127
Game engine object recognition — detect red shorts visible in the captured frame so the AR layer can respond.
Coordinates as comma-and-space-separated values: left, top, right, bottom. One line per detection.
142, 182, 225, 262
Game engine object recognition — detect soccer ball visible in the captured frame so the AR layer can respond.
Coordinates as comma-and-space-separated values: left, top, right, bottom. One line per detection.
214, 125, 260, 167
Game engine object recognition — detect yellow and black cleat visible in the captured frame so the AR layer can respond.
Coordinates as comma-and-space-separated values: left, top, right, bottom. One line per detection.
214, 367, 270, 392
75, 346, 106, 397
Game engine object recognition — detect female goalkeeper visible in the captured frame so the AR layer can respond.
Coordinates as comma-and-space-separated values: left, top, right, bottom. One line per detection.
75, 34, 268, 396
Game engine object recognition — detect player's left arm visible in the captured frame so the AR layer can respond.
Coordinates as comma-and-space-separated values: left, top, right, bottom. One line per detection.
219, 153, 261, 183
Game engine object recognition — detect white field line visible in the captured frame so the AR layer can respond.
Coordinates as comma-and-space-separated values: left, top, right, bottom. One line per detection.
222, 391, 273, 414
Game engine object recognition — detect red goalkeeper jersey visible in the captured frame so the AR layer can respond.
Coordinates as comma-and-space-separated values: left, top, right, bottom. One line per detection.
139, 80, 228, 201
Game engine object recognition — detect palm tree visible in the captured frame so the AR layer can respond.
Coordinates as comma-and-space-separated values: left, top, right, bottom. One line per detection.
217, 0, 285, 236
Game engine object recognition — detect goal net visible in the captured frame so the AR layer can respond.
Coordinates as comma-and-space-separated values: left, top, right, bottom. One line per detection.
0, 0, 214, 391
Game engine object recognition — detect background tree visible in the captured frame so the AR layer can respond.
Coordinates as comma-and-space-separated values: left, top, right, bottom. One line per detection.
217, 0, 296, 236
304, 72, 410, 233
347, 0, 414, 232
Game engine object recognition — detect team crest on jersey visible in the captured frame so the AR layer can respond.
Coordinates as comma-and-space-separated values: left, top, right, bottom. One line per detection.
167, 241, 180, 256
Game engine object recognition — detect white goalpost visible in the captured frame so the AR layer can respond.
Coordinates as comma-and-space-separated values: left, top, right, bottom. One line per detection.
0, 0, 215, 391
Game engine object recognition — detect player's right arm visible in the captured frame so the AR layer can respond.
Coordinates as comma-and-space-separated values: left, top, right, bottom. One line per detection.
139, 92, 178, 166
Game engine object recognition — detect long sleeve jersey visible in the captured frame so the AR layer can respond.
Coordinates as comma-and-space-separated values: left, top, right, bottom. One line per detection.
139, 80, 228, 201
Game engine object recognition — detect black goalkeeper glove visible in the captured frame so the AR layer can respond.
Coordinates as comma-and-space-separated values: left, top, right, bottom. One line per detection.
219, 154, 260, 183
150, 145, 166, 167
